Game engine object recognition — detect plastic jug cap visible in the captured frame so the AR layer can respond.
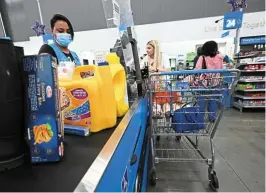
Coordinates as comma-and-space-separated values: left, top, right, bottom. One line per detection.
98, 62, 109, 66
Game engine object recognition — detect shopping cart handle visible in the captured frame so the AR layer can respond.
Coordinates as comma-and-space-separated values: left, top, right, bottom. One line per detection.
152, 69, 238, 76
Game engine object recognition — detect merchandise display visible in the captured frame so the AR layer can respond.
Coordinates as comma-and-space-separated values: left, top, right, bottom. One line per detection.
236, 83, 265, 90
105, 53, 129, 117
233, 35, 266, 112
23, 55, 64, 163
237, 99, 265, 107
185, 52, 196, 70
59, 62, 117, 133
239, 76, 265, 82
242, 64, 265, 70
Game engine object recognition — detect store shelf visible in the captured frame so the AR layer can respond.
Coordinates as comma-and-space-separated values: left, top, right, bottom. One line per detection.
234, 36, 265, 112
234, 51, 264, 60
235, 88, 265, 92
233, 102, 265, 109
240, 69, 265, 72
237, 62, 265, 66
238, 79, 265, 83
234, 95, 265, 100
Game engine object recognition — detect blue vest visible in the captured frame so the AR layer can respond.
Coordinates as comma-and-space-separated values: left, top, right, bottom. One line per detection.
50, 43, 81, 66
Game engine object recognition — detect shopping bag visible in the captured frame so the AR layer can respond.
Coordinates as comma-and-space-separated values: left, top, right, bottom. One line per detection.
172, 105, 205, 133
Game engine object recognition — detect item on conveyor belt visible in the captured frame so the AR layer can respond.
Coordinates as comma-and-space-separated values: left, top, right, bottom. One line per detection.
64, 125, 90, 136
0, 39, 26, 171
23, 55, 64, 163
59, 62, 117, 133
106, 53, 129, 117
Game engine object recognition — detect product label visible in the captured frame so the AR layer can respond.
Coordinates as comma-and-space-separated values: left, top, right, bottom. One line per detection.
121, 167, 128, 192
65, 100, 91, 122
80, 71, 94, 79
71, 88, 88, 100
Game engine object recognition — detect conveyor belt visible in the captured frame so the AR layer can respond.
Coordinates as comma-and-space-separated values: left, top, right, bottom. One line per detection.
0, 119, 122, 192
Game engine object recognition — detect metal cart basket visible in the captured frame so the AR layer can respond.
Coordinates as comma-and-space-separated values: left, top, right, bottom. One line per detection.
148, 69, 240, 190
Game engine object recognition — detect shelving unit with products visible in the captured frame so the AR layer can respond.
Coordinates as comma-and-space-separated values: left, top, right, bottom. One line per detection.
233, 35, 265, 112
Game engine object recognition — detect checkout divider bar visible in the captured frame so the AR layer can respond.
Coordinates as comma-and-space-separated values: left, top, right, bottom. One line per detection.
74, 99, 141, 193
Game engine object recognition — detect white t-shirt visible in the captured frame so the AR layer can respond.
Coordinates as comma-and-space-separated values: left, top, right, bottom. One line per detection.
140, 54, 170, 70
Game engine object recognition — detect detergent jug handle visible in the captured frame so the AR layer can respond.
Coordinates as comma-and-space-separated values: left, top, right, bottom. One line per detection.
73, 65, 96, 80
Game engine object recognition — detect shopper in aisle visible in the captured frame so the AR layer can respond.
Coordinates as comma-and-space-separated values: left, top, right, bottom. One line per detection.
195, 41, 223, 122
195, 41, 223, 69
140, 40, 170, 72
193, 46, 202, 69
141, 40, 177, 121
39, 14, 81, 66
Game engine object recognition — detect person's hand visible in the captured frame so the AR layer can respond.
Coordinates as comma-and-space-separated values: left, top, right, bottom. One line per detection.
149, 66, 157, 72
157, 67, 170, 72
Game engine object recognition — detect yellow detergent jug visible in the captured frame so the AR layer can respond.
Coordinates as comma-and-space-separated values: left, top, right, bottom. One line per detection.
106, 53, 129, 117
59, 64, 117, 132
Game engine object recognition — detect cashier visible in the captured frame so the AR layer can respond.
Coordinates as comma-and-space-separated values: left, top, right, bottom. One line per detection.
38, 14, 81, 65
140, 40, 170, 72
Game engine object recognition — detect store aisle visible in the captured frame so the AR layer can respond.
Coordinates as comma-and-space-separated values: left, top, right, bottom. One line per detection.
148, 109, 265, 192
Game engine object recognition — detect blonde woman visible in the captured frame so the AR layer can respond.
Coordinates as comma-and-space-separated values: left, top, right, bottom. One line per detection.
140, 40, 170, 72
141, 40, 181, 117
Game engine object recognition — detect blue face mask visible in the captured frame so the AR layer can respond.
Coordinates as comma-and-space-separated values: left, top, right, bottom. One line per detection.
55, 33, 72, 47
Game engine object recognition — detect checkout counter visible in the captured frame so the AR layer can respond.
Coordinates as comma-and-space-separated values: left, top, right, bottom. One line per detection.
0, 97, 149, 192
0, 3, 149, 188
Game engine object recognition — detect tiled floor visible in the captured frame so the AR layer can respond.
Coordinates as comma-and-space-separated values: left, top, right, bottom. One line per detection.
148, 108, 265, 192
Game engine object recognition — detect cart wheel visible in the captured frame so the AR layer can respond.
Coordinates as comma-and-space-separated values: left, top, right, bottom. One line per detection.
209, 170, 219, 190
176, 136, 181, 141
150, 168, 157, 186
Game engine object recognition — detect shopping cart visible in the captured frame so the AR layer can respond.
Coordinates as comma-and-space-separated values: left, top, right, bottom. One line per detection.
148, 69, 240, 190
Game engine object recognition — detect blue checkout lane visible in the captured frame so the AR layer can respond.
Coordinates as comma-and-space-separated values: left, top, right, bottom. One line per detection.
96, 97, 149, 192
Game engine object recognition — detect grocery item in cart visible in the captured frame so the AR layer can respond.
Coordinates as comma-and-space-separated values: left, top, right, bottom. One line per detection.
153, 81, 182, 105
23, 55, 64, 163
106, 53, 129, 117
60, 63, 117, 133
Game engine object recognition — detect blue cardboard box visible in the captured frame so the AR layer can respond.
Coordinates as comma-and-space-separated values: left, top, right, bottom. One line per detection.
23, 55, 64, 163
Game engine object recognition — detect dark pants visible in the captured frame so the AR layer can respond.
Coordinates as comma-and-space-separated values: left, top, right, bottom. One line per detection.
198, 91, 219, 122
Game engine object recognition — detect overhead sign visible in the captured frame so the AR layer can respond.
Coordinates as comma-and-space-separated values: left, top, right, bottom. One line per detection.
221, 31, 230, 38
112, 0, 120, 26
240, 36, 266, 45
223, 11, 243, 30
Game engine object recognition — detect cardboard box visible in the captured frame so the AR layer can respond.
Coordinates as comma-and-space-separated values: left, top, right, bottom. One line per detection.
23, 55, 64, 163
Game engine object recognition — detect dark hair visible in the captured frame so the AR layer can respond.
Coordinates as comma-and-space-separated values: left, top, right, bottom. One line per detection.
196, 46, 202, 56
50, 14, 74, 40
201, 41, 218, 58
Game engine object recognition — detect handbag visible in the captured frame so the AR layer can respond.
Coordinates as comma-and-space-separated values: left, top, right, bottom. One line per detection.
172, 103, 205, 133
202, 56, 207, 69
191, 56, 221, 88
